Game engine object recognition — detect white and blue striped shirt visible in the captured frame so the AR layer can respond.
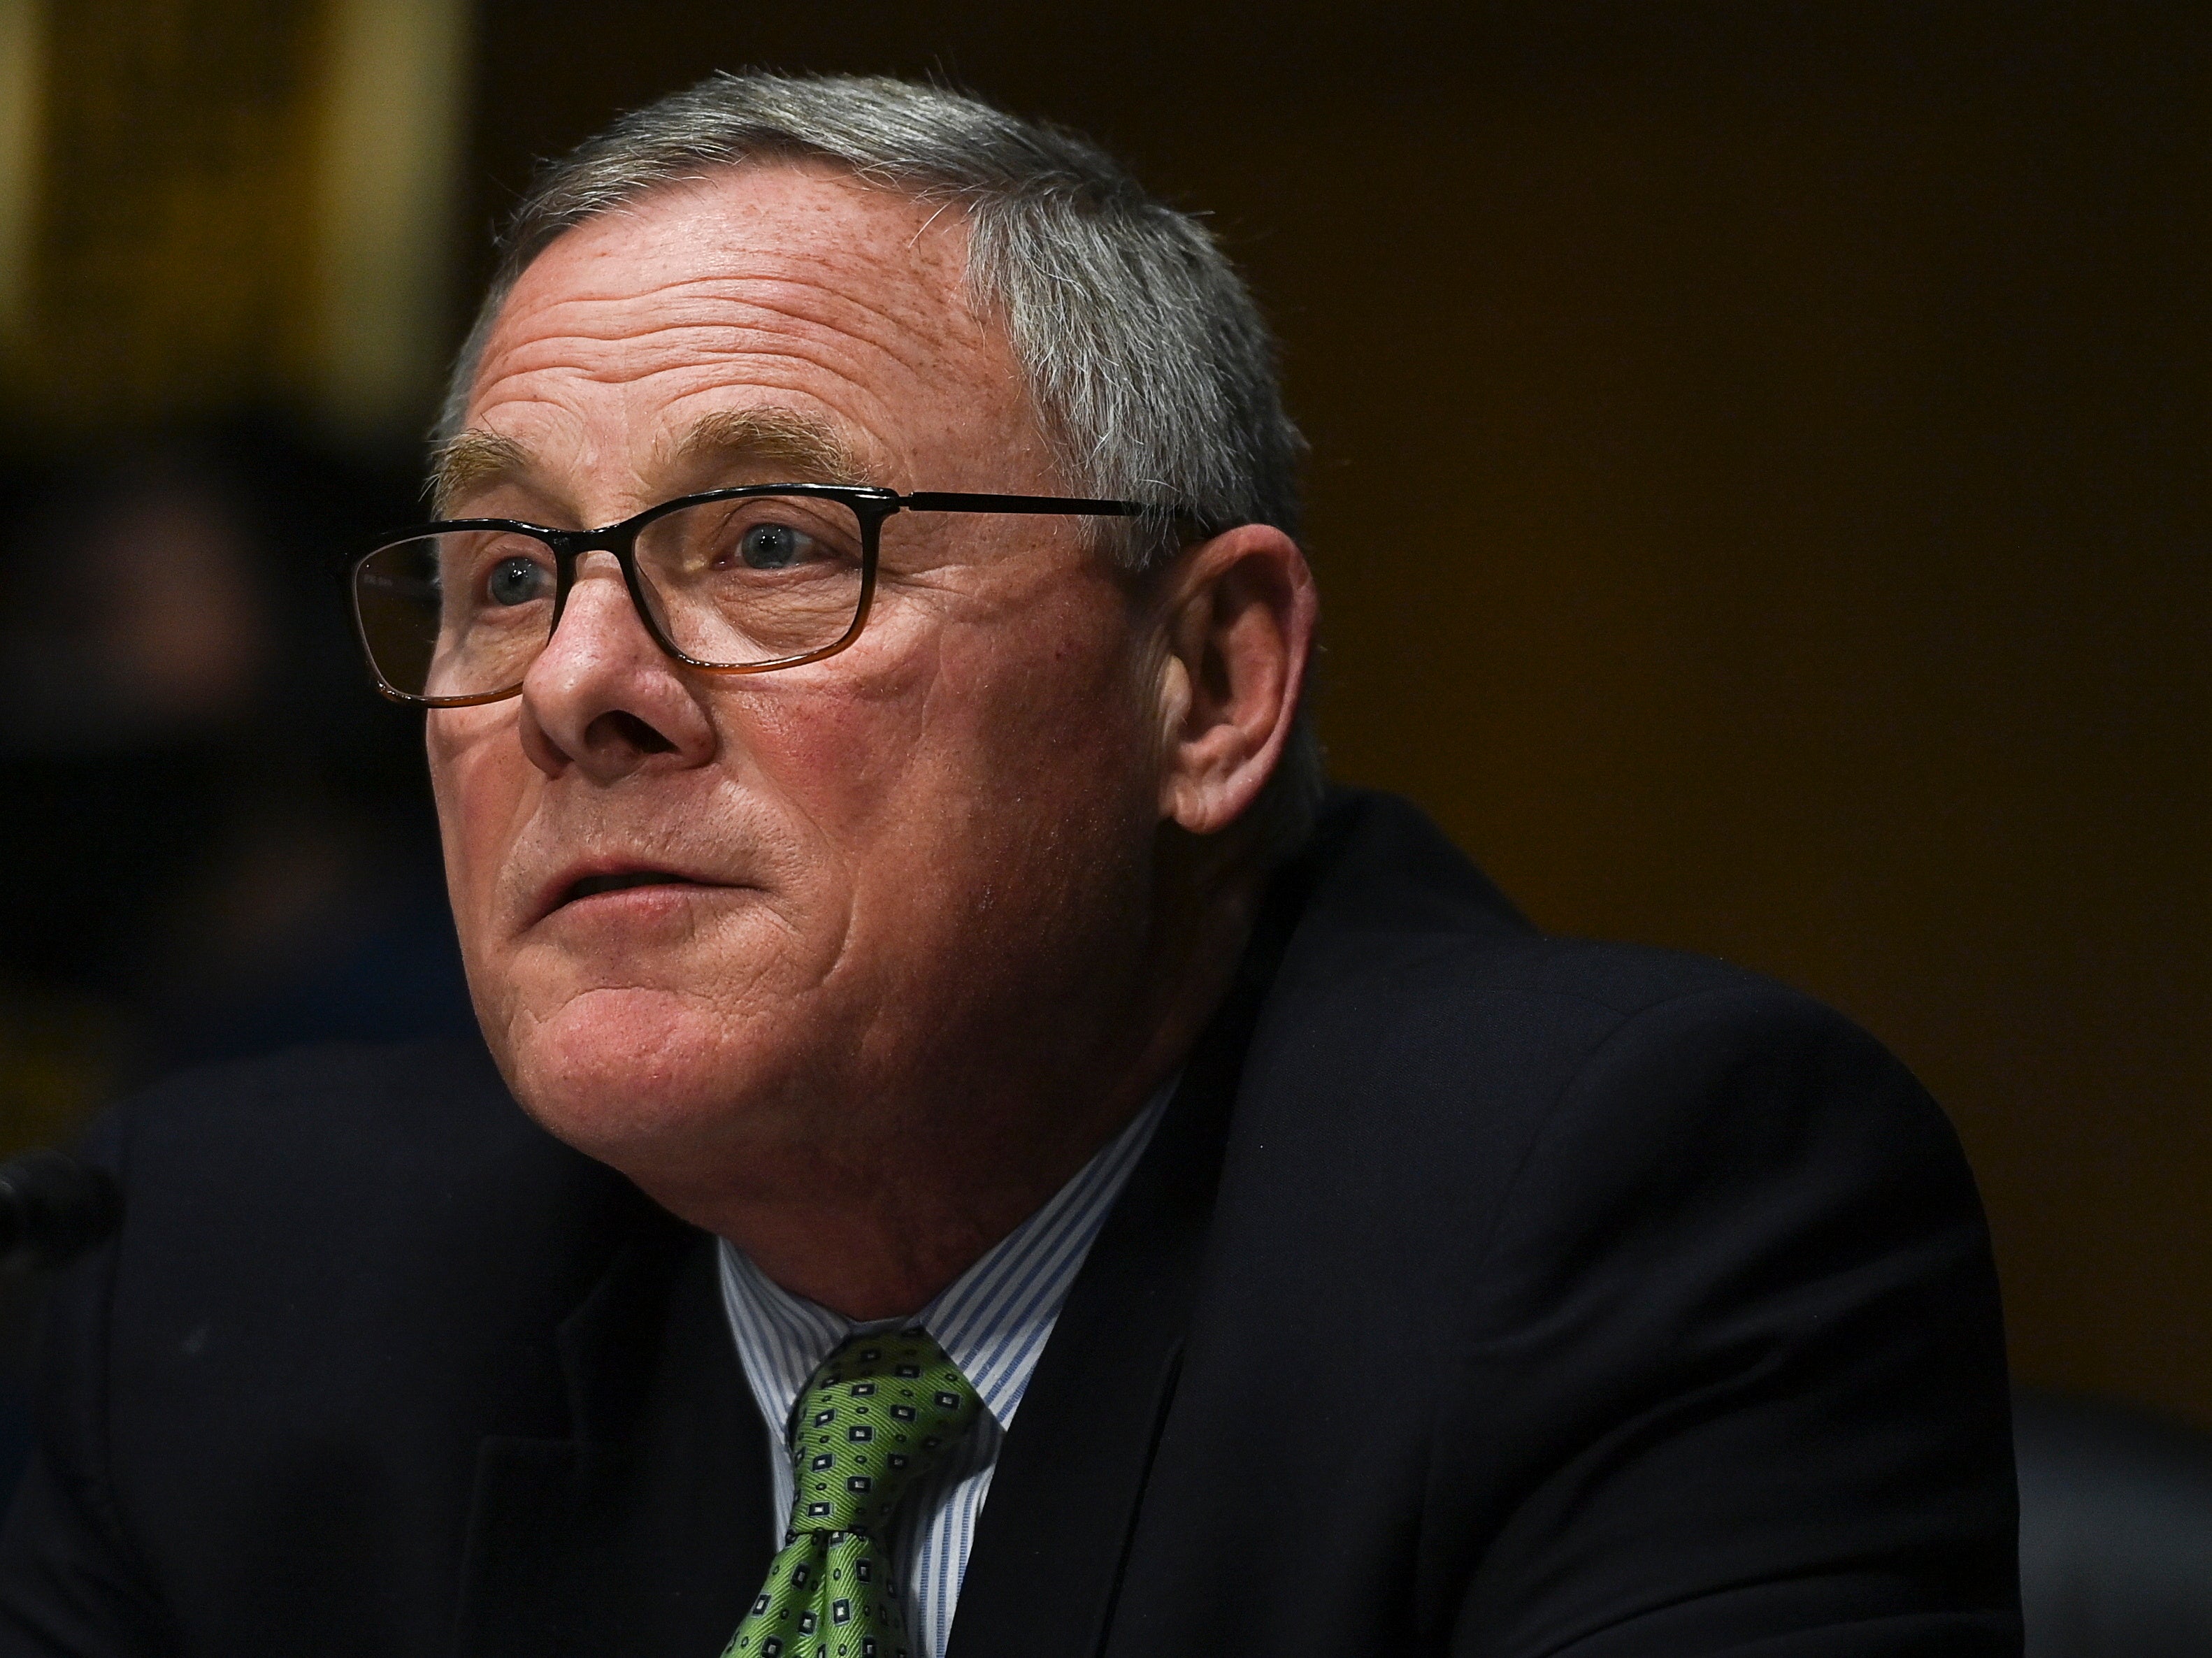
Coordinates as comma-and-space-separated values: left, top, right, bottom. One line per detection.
716, 1081, 1172, 1658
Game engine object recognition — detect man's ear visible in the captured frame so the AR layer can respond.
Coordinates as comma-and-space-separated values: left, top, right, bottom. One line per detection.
1151, 523, 1318, 837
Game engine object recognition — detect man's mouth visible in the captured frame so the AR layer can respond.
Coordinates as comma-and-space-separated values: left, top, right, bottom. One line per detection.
550, 870, 721, 915
566, 870, 694, 902
532, 860, 744, 923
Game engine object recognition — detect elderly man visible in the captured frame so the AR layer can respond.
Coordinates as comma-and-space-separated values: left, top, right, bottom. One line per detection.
0, 73, 2017, 1658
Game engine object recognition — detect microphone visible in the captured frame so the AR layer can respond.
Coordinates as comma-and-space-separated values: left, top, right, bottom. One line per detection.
0, 1151, 122, 1271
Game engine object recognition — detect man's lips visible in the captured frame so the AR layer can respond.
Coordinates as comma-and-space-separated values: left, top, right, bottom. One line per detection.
569, 870, 692, 901
533, 864, 740, 921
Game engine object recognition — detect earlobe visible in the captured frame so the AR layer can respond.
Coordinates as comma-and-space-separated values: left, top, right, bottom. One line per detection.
1153, 524, 1317, 837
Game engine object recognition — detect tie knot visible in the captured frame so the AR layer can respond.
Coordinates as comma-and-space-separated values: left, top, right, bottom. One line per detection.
785, 1329, 983, 1538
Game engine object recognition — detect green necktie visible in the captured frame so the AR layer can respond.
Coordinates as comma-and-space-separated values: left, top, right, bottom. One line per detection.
723, 1329, 985, 1658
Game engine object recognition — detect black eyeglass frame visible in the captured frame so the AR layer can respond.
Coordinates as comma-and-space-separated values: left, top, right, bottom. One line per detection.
345, 482, 1210, 708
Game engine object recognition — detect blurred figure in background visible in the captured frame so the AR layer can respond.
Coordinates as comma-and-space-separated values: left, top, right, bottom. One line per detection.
0, 417, 473, 1089
0, 415, 474, 1494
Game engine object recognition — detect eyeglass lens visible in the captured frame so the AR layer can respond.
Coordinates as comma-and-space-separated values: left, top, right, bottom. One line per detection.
352, 493, 870, 701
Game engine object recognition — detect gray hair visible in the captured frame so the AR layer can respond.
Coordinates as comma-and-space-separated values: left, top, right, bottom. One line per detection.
443, 71, 1323, 858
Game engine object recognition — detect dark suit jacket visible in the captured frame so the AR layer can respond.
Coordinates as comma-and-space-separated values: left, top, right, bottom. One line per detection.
0, 791, 2020, 1656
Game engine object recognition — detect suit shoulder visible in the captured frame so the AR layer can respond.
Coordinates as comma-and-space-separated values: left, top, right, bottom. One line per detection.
1297, 787, 1795, 981
1257, 922, 1873, 1145
1282, 788, 1838, 1062
83, 1037, 638, 1253
1397, 928, 1799, 1026
114, 1032, 505, 1111
1255, 791, 1941, 1188
103, 1035, 515, 1152
1228, 804, 1985, 1368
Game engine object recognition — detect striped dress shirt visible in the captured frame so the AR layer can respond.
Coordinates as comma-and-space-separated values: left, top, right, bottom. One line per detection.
716, 1081, 1173, 1658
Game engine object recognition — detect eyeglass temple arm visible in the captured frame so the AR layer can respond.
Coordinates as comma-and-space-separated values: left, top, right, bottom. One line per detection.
898, 491, 1146, 516
898, 492, 1227, 541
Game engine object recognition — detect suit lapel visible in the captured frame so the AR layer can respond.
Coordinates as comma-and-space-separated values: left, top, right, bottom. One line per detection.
454, 1220, 775, 1658
946, 874, 1302, 1658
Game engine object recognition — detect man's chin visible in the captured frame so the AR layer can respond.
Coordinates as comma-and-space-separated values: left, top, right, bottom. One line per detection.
496, 985, 787, 1173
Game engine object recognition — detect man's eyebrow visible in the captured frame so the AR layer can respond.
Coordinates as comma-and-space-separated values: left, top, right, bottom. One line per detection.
668, 406, 875, 486
429, 409, 876, 517
429, 429, 533, 515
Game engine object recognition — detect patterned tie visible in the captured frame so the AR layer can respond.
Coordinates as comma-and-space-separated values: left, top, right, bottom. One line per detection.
723, 1329, 985, 1658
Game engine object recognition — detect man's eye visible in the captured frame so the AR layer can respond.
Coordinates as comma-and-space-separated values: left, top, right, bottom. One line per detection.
485, 556, 549, 607
736, 522, 815, 570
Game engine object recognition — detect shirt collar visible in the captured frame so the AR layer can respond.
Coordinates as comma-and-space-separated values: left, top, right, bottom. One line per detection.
719, 1076, 1175, 1439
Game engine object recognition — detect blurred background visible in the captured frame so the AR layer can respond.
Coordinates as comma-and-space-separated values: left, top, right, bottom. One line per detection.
0, 0, 2208, 1636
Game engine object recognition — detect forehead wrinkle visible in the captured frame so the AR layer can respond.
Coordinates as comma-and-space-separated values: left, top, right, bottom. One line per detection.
473, 320, 965, 466
494, 258, 986, 400
512, 345, 907, 470
503, 331, 945, 481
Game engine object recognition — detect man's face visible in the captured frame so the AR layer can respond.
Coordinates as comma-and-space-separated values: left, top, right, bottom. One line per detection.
430, 164, 1170, 1198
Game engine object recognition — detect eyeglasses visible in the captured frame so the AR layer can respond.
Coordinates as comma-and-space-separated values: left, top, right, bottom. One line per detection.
346, 484, 1197, 707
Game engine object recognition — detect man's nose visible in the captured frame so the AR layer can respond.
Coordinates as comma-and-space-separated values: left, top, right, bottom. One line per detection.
516, 554, 717, 783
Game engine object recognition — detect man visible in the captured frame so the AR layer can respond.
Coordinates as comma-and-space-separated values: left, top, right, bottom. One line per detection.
0, 73, 2018, 1657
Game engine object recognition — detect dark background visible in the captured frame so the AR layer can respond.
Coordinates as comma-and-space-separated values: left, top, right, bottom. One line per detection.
4, 0, 2209, 1433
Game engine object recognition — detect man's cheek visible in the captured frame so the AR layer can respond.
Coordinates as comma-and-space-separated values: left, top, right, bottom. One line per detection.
431, 723, 527, 918
744, 679, 931, 836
